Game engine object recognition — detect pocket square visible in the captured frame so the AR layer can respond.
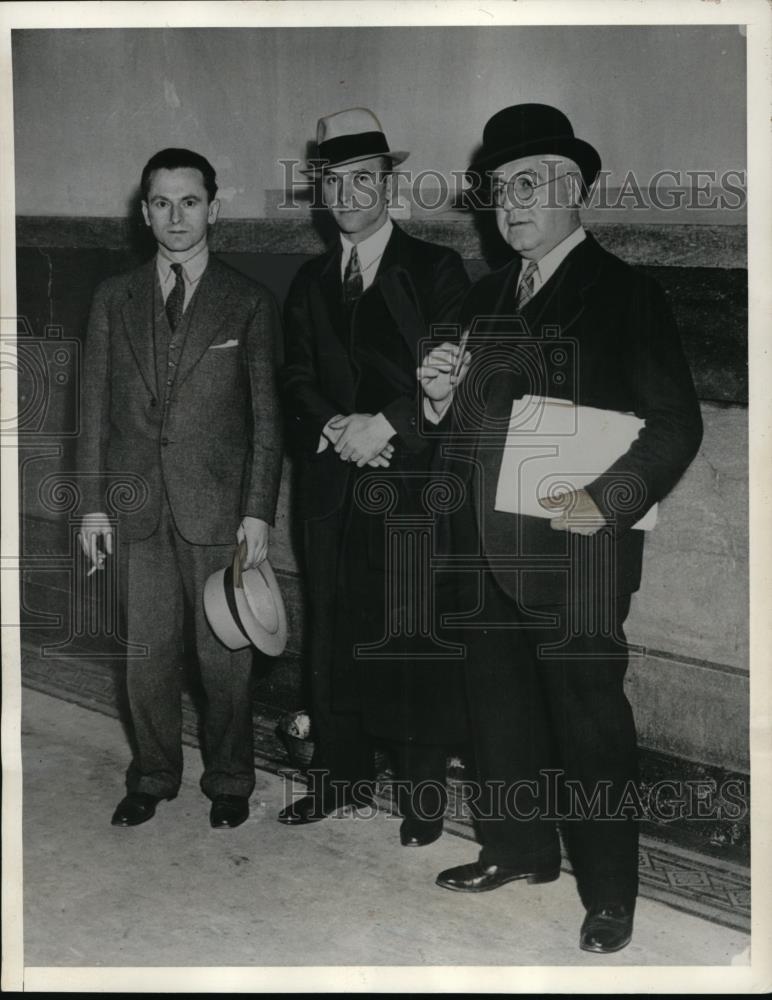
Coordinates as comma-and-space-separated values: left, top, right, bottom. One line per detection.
209, 339, 239, 350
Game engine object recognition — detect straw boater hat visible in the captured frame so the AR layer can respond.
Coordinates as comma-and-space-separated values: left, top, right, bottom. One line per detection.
301, 107, 409, 177
469, 103, 601, 192
203, 546, 288, 657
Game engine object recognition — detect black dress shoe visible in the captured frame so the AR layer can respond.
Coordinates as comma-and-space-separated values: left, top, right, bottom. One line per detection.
579, 904, 634, 954
400, 817, 443, 847
210, 795, 250, 829
111, 792, 168, 827
436, 860, 560, 893
278, 791, 372, 826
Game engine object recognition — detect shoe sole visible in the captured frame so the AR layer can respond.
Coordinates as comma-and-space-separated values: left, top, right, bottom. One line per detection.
436, 869, 560, 892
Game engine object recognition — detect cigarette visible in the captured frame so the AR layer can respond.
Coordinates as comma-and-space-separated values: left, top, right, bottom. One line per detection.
87, 565, 98, 577
452, 328, 470, 379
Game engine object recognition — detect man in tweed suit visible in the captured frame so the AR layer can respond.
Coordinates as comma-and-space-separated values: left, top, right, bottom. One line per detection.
77, 148, 283, 830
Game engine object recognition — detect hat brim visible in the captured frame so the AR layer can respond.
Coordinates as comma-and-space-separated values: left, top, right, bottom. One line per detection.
300, 149, 409, 177
469, 136, 601, 190
237, 560, 288, 658
203, 567, 252, 651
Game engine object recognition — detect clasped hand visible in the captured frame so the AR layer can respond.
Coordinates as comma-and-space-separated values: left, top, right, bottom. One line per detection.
325, 412, 395, 467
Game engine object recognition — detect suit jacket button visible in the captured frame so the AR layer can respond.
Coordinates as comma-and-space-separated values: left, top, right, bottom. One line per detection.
161, 437, 169, 447
149, 397, 157, 408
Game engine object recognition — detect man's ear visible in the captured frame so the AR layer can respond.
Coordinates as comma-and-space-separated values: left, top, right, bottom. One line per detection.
141, 201, 151, 227
207, 198, 221, 225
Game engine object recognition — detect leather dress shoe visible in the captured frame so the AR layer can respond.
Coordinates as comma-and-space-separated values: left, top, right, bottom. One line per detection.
210, 795, 250, 829
278, 791, 372, 826
580, 903, 634, 953
111, 792, 171, 827
436, 860, 560, 893
400, 817, 443, 847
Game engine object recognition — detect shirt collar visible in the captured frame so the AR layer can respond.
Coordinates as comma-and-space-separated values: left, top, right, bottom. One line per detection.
157, 242, 209, 286
340, 216, 393, 274
521, 225, 586, 288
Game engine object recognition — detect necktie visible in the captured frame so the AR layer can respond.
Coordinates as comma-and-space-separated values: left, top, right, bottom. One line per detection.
343, 246, 364, 305
165, 263, 185, 331
515, 260, 538, 311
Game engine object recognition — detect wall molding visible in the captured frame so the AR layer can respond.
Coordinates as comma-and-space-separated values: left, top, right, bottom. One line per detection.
16, 215, 747, 269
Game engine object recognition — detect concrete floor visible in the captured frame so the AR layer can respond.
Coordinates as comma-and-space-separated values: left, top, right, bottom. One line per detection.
21, 688, 750, 968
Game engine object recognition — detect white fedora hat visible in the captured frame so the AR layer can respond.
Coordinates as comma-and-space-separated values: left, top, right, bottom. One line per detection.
204, 546, 288, 658
302, 106, 409, 176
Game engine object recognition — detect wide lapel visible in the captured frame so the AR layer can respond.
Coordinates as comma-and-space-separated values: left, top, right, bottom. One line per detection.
371, 225, 426, 362
315, 242, 349, 351
120, 259, 158, 398
173, 259, 232, 386
521, 234, 602, 344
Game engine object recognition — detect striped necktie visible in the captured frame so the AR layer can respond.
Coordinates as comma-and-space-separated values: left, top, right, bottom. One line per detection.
165, 263, 185, 331
515, 260, 539, 311
343, 246, 364, 305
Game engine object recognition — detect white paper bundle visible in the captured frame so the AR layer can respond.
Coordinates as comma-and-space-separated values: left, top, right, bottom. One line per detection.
493, 395, 658, 530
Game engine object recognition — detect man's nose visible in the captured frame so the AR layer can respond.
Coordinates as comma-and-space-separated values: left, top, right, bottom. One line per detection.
339, 176, 357, 207
170, 202, 182, 223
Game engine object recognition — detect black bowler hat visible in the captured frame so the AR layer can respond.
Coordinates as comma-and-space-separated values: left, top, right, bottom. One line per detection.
301, 107, 409, 177
470, 103, 601, 190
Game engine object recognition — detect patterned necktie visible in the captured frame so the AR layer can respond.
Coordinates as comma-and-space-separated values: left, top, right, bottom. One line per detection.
343, 246, 364, 305
165, 262, 185, 331
515, 260, 539, 311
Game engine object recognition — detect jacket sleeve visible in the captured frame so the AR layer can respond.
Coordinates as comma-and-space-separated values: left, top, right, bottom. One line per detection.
584, 274, 703, 534
76, 280, 112, 514
381, 249, 470, 452
280, 269, 340, 455
241, 287, 284, 525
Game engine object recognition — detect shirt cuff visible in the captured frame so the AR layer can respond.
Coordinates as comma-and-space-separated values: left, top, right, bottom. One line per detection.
423, 396, 452, 425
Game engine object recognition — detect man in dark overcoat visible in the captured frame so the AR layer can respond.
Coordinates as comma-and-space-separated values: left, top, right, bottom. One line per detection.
78, 148, 283, 830
280, 108, 471, 844
418, 104, 703, 950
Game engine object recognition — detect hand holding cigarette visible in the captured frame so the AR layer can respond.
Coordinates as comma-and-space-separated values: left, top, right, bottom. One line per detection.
416, 331, 472, 407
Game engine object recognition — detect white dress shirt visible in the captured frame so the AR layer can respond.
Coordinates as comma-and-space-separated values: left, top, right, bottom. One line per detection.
339, 215, 393, 291
515, 224, 586, 301
157, 243, 209, 313
318, 216, 395, 453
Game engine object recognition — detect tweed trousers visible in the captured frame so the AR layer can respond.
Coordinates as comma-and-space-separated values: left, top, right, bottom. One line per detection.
123, 496, 255, 800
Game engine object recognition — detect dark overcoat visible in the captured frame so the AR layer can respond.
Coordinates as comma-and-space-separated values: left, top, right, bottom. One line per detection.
442, 232, 703, 611
281, 223, 471, 743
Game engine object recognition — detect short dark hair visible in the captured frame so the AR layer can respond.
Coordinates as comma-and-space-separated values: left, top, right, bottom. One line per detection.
141, 148, 218, 202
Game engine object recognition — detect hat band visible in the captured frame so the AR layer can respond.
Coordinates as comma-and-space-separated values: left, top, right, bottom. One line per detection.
223, 563, 250, 643
317, 130, 390, 167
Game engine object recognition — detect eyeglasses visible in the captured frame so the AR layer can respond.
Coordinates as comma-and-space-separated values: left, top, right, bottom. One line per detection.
491, 171, 574, 208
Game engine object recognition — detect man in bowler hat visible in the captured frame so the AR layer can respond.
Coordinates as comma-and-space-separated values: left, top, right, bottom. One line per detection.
418, 104, 702, 951
78, 148, 283, 830
280, 108, 470, 844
